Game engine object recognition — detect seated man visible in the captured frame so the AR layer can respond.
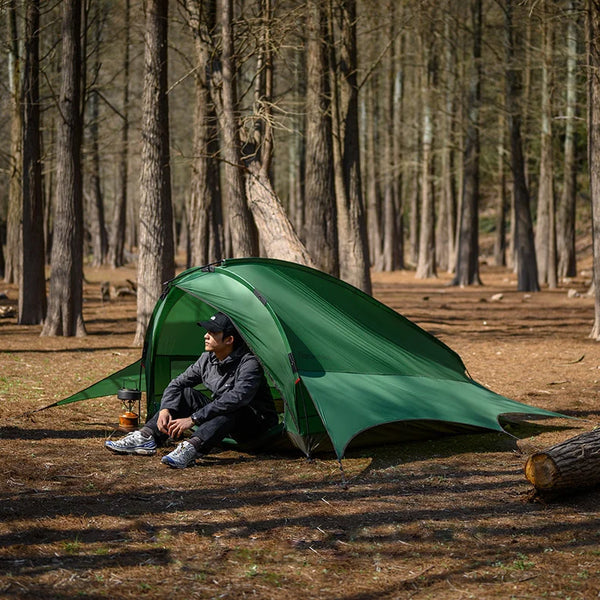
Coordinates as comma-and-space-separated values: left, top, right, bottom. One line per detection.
105, 312, 279, 468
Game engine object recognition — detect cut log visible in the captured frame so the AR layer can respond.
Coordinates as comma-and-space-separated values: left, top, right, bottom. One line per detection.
524, 428, 600, 499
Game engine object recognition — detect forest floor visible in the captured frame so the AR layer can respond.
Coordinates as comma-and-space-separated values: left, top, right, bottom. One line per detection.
2, 253, 600, 600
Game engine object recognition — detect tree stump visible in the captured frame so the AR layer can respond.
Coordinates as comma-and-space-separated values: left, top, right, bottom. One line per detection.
524, 428, 600, 499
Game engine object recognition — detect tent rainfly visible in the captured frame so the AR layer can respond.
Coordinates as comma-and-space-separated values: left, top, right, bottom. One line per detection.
44, 258, 564, 459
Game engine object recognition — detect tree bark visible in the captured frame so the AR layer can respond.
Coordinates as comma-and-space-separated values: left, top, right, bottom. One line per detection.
190, 68, 222, 267
392, 22, 406, 272
588, 0, 600, 339
184, 0, 223, 267
437, 4, 457, 274
535, 1, 557, 288
19, 0, 46, 325
85, 4, 108, 268
416, 26, 437, 280
365, 77, 383, 270
304, 0, 338, 275
243, 0, 314, 268
41, 0, 86, 337
0, 226, 4, 279
5, 0, 22, 285
330, 0, 371, 293
245, 162, 316, 266
409, 86, 422, 268
504, 0, 539, 292
212, 0, 257, 258
287, 49, 305, 238
382, 0, 399, 272
494, 112, 508, 267
522, 11, 533, 192
44, 111, 55, 265
452, 0, 482, 287
107, 0, 130, 269
558, 0, 579, 280
525, 428, 600, 499
133, 0, 174, 346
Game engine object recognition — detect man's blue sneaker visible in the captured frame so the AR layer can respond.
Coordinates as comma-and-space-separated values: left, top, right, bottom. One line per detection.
161, 441, 199, 468
105, 431, 157, 455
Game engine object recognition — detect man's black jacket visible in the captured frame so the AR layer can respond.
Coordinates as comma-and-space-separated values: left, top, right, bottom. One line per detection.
159, 346, 278, 426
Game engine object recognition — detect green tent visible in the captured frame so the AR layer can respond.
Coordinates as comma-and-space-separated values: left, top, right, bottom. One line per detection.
45, 258, 563, 459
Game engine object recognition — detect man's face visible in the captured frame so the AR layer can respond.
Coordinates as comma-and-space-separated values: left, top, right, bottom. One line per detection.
204, 330, 233, 355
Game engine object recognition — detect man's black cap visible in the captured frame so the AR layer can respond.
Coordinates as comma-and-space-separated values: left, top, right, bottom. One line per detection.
197, 312, 236, 336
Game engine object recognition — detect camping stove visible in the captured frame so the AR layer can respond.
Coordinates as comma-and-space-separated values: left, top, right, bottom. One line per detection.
117, 388, 141, 431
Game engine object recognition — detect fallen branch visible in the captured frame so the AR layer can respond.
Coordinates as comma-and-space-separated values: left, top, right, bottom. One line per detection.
559, 354, 585, 365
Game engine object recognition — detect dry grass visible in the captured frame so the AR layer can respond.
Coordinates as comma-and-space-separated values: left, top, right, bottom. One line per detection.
1, 260, 600, 599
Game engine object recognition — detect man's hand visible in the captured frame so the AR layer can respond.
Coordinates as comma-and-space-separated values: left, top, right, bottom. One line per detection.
156, 409, 172, 434
167, 416, 194, 439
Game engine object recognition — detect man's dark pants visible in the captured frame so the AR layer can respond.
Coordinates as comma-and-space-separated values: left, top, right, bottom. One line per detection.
142, 388, 274, 453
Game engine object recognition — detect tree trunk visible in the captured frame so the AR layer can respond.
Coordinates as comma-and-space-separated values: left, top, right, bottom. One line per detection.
382, 0, 399, 272
5, 0, 22, 285
409, 103, 421, 267
133, 0, 174, 346
522, 11, 533, 192
304, 0, 338, 275
19, 0, 46, 325
86, 4, 108, 268
107, 0, 130, 269
504, 0, 539, 292
416, 28, 437, 280
330, 0, 371, 293
44, 111, 54, 264
211, 0, 257, 258
437, 5, 457, 273
416, 103, 436, 279
41, 0, 86, 337
288, 51, 305, 238
392, 24, 406, 272
452, 0, 482, 287
243, 0, 314, 268
558, 0, 579, 280
535, 1, 557, 288
184, 0, 223, 267
365, 77, 383, 270
125, 178, 137, 253
588, 0, 600, 339
245, 162, 316, 266
494, 112, 508, 267
508, 183, 516, 270
189, 65, 222, 268
525, 428, 600, 499
125, 2, 137, 260
0, 226, 4, 279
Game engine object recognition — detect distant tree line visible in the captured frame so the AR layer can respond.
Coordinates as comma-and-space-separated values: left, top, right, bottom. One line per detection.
2, 0, 600, 341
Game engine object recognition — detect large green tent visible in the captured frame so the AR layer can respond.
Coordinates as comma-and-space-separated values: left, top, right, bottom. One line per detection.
45, 258, 563, 459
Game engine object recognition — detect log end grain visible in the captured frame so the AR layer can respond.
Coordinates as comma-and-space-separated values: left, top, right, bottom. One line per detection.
524, 452, 559, 490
